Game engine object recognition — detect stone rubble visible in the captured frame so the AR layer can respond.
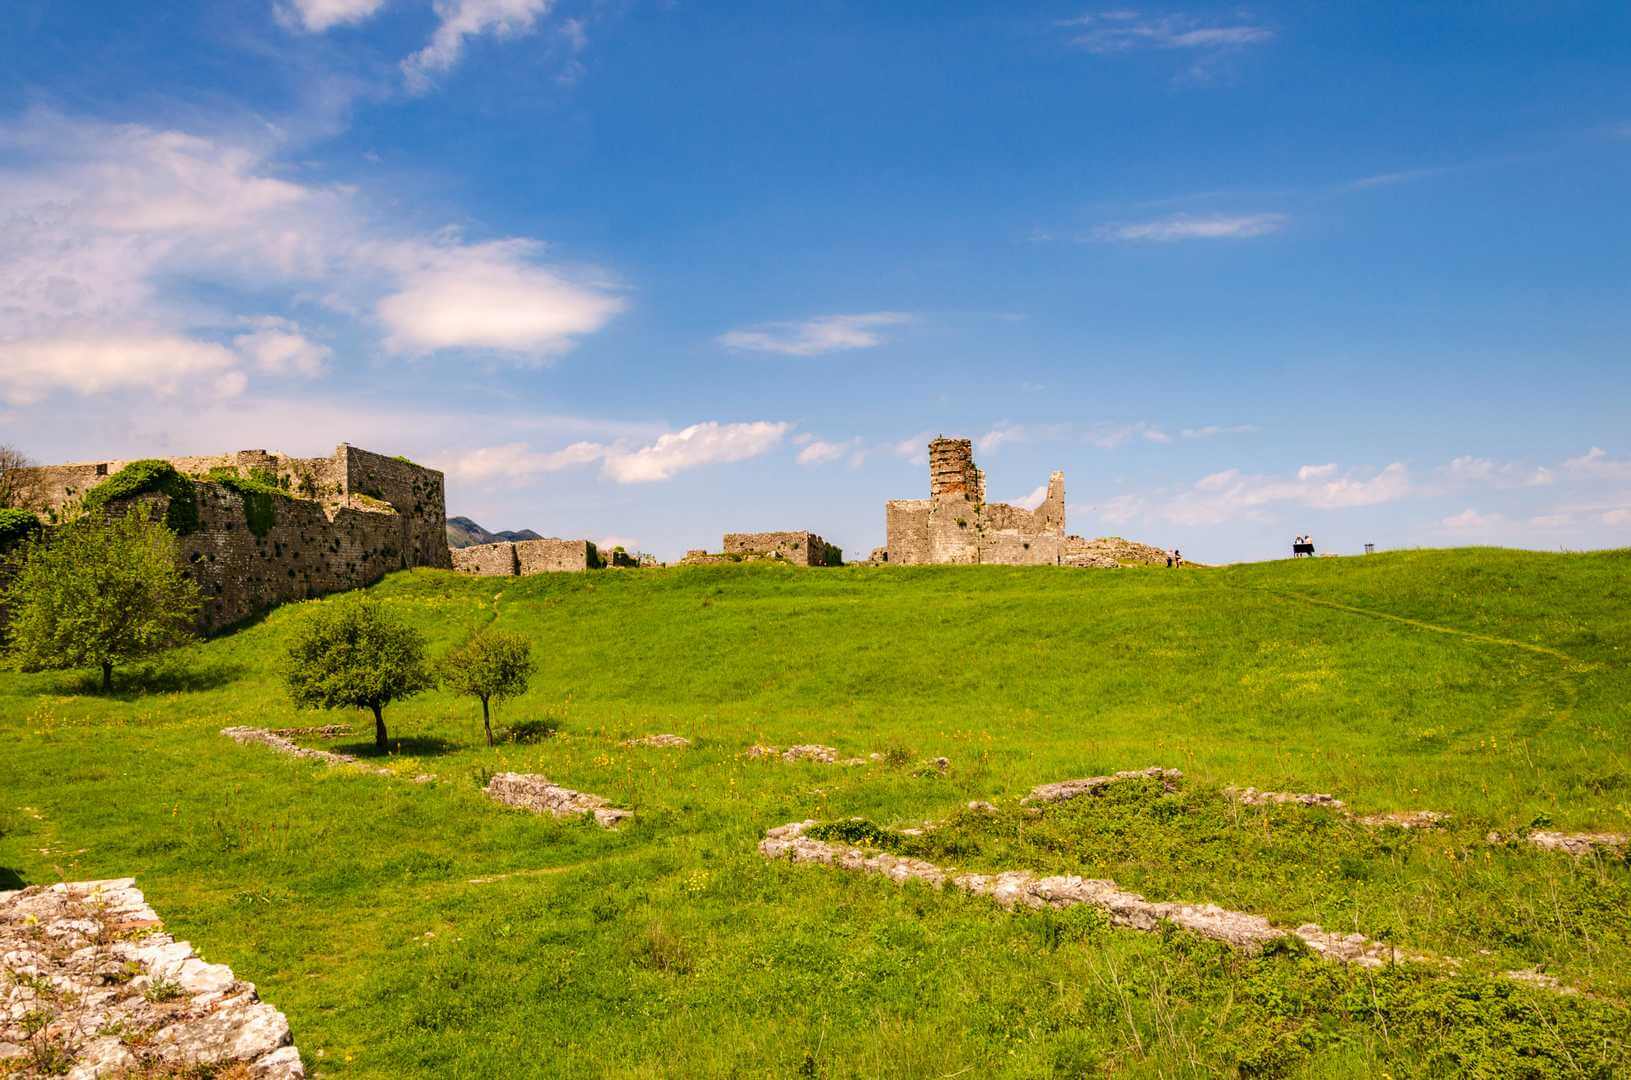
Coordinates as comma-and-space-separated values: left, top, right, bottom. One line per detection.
621, 734, 692, 749
221, 727, 435, 783
268, 724, 353, 738
744, 745, 880, 766
1024, 767, 1184, 804
759, 822, 1577, 993
0, 879, 302, 1078
1505, 830, 1629, 857
1228, 787, 1450, 830
483, 773, 631, 828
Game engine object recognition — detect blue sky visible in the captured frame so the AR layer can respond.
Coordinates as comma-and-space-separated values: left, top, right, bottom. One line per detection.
3, 1, 1629, 562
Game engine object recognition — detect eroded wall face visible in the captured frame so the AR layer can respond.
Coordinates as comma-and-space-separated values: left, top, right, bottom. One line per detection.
886, 444, 1067, 566
451, 541, 520, 576
514, 539, 594, 573
722, 531, 841, 566
15, 445, 452, 629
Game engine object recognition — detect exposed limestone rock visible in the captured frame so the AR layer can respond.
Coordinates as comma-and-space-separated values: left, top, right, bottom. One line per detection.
221, 726, 391, 776
0, 879, 302, 1078
759, 821, 1432, 967
1062, 536, 1172, 567
621, 734, 692, 749
1522, 830, 1628, 857
1229, 787, 1449, 829
483, 773, 630, 829
1230, 787, 1347, 810
1024, 767, 1183, 804
268, 724, 353, 738
744, 744, 878, 766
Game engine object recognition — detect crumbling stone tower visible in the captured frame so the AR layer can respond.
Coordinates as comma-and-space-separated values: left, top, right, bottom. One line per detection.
885, 436, 1065, 565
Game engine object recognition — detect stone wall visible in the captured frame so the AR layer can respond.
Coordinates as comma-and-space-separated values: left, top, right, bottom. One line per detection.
450, 538, 599, 576
722, 531, 842, 566
885, 437, 1066, 566
15, 445, 450, 630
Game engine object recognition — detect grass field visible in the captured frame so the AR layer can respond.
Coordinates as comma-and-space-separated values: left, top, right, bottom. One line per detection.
3, 548, 1629, 1077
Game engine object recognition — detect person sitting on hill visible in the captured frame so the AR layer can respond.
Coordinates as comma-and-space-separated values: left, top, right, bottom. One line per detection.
1174, 549, 1183, 568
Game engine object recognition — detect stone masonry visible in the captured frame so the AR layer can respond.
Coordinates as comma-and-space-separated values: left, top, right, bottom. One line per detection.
886, 437, 1065, 565
722, 531, 842, 566
15, 445, 450, 630
451, 538, 600, 576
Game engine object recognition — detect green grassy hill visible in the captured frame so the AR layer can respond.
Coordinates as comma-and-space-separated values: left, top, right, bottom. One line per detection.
3, 549, 1628, 1076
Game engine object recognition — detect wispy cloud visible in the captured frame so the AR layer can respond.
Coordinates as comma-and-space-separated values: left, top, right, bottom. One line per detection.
719, 312, 912, 357
277, 0, 388, 33
1085, 421, 1170, 448
1060, 11, 1274, 54
1180, 423, 1258, 439
442, 420, 791, 486
1345, 166, 1451, 191
1099, 213, 1286, 242
1440, 455, 1554, 489
796, 436, 865, 467
403, 0, 556, 93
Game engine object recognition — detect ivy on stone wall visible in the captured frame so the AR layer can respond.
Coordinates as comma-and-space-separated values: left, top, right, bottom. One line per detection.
82, 461, 199, 534
212, 474, 282, 538
0, 507, 43, 553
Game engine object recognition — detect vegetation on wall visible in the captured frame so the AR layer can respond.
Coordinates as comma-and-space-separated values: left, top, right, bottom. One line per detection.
207, 468, 284, 538
0, 508, 42, 554
82, 460, 199, 534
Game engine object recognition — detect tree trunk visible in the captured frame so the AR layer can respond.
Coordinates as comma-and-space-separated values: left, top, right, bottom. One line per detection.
101, 661, 113, 693
372, 703, 387, 752
481, 697, 493, 747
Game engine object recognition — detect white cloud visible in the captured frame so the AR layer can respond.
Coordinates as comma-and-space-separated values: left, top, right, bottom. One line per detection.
893, 432, 934, 466
233, 316, 330, 377
374, 239, 625, 357
796, 437, 864, 466
1061, 12, 1275, 54
603, 421, 790, 484
719, 312, 911, 357
1605, 509, 1631, 526
1181, 423, 1258, 439
441, 440, 606, 483
1077, 494, 1146, 527
1298, 463, 1338, 480
1163, 462, 1412, 526
1010, 484, 1049, 511
1085, 421, 1169, 448
0, 112, 627, 398
977, 424, 1024, 453
597, 535, 640, 552
403, 0, 555, 93
1564, 447, 1631, 481
1441, 455, 1554, 489
0, 336, 241, 406
1101, 213, 1286, 242
1442, 508, 1499, 530
278, 0, 388, 32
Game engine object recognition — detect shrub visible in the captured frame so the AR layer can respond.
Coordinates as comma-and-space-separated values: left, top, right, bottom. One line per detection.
3, 507, 201, 691
284, 599, 435, 751
0, 508, 42, 553
82, 460, 198, 534
442, 626, 534, 746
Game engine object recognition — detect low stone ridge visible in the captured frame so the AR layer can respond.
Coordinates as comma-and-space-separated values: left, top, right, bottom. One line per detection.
1063, 536, 1173, 567
745, 744, 879, 766
1024, 767, 1183, 804
221, 727, 435, 784
621, 734, 692, 749
758, 822, 1574, 993
268, 724, 353, 738
0, 878, 303, 1078
1518, 830, 1628, 857
1228, 787, 1449, 830
483, 773, 630, 828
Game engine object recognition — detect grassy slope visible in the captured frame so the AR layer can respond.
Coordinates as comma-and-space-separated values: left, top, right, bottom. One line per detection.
2, 549, 1628, 1077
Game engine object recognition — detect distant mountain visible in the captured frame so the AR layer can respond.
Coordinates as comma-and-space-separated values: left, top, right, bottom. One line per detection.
446, 515, 545, 549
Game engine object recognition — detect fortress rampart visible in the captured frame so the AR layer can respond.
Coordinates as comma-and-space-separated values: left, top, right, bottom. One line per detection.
15, 445, 450, 630
451, 538, 601, 576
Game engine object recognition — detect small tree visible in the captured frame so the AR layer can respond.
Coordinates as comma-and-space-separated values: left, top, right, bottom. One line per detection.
0, 444, 34, 508
442, 626, 534, 746
4, 508, 201, 691
284, 599, 434, 751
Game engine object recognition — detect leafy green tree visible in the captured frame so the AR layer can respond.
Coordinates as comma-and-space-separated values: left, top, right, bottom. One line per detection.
442, 626, 534, 746
4, 508, 201, 691
284, 599, 434, 751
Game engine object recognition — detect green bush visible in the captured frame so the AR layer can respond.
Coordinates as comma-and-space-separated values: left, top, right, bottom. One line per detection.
212, 473, 282, 538
82, 460, 198, 534
0, 508, 42, 554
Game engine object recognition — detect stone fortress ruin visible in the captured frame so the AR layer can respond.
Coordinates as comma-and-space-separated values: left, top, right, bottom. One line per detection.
884, 437, 1162, 568
681, 531, 843, 567
14, 445, 451, 630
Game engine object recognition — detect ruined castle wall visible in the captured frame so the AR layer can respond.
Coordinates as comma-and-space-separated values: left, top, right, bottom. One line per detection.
886, 445, 1067, 566
515, 538, 596, 573
452, 541, 519, 576
117, 485, 408, 630
16, 444, 451, 629
722, 531, 842, 566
